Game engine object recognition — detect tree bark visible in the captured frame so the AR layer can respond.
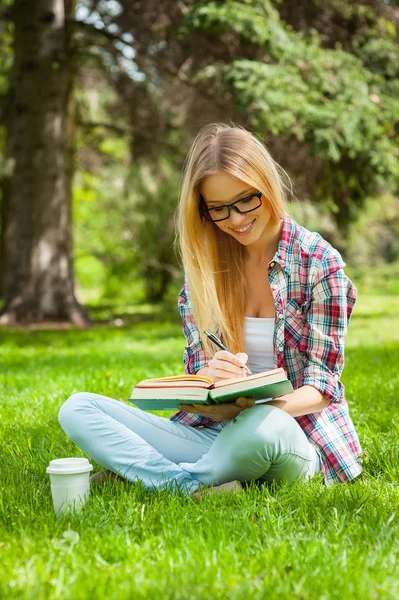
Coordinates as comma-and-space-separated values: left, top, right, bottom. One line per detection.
0, 0, 90, 327
0, 172, 12, 300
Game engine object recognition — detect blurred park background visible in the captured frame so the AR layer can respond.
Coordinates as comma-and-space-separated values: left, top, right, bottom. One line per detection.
1, 3, 399, 597
0, 0, 398, 326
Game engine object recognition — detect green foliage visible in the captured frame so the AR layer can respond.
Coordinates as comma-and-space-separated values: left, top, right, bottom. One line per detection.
127, 158, 181, 303
180, 0, 285, 49
73, 151, 182, 304
345, 193, 399, 268
288, 191, 399, 275
287, 198, 344, 249
0, 0, 13, 94
72, 69, 184, 304
5, 0, 397, 308
0, 3, 13, 183
72, 75, 142, 302
1, 296, 399, 597
73, 165, 141, 302
182, 0, 399, 223
356, 35, 399, 79
69, 1, 399, 303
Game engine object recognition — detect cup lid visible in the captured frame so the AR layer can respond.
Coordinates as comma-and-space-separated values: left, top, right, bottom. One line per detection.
46, 457, 93, 475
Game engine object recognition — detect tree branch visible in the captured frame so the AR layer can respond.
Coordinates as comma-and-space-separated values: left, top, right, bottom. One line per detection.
68, 18, 133, 49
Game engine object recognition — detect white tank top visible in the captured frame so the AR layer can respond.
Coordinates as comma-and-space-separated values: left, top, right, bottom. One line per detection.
244, 317, 275, 374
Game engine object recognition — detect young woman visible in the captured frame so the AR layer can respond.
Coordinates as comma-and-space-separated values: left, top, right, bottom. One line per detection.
58, 123, 362, 498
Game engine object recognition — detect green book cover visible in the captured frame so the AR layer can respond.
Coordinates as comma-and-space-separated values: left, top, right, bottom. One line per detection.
129, 379, 294, 411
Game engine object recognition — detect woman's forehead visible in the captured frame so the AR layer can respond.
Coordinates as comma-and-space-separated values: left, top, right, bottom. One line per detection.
200, 173, 254, 204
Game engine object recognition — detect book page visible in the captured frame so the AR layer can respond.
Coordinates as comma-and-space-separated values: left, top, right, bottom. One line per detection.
138, 374, 213, 386
212, 367, 285, 389
254, 397, 274, 404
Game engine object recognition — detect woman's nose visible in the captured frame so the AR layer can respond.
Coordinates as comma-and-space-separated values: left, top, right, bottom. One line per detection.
228, 208, 247, 227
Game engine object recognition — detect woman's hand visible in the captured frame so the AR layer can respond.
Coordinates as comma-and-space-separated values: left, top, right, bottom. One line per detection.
207, 350, 249, 383
178, 351, 253, 420
178, 397, 255, 422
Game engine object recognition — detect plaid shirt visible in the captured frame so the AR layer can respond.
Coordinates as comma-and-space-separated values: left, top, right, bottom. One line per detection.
170, 212, 363, 485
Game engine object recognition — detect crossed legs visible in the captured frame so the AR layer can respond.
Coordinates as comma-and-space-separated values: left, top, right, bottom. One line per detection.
58, 393, 321, 497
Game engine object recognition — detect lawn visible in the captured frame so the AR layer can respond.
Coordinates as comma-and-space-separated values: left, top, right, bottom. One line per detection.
1, 292, 398, 599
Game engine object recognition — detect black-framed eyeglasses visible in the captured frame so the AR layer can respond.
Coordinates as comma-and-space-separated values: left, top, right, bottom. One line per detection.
199, 191, 263, 223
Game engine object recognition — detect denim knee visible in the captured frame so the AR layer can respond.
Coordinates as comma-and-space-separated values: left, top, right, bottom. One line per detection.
228, 405, 300, 462
58, 392, 89, 436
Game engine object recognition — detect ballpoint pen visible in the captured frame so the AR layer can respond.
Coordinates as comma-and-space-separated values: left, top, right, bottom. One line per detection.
204, 329, 253, 375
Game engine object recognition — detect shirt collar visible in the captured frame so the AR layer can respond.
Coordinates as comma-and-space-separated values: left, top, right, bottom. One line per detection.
271, 212, 296, 275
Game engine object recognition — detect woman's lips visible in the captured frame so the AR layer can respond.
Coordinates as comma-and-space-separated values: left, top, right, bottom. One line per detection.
231, 218, 256, 236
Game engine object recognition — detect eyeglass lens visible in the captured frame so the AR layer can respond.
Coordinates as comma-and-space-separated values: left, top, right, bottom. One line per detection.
207, 193, 261, 222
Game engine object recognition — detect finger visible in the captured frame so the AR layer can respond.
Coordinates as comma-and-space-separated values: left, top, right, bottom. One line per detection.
211, 359, 246, 377
212, 367, 247, 379
235, 396, 255, 408
236, 352, 248, 365
214, 351, 246, 368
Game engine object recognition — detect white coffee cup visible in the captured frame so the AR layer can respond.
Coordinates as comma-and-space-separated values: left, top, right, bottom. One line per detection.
46, 458, 93, 515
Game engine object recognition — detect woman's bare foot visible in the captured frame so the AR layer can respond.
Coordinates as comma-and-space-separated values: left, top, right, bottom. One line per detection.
191, 480, 243, 501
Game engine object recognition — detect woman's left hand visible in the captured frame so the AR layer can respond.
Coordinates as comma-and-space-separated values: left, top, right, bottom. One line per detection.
178, 397, 255, 422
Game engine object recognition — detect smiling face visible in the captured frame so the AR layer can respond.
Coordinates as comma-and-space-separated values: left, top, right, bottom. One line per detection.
199, 172, 275, 250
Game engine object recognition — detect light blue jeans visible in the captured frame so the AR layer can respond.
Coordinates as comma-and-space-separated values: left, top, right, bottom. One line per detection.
58, 393, 322, 497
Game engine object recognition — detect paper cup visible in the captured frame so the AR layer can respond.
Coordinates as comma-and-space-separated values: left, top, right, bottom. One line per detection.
46, 458, 93, 515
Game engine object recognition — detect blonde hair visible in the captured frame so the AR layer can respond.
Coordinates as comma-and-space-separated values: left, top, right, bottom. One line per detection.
176, 123, 292, 358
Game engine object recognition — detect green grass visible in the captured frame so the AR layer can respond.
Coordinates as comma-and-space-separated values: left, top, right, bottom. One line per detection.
1, 295, 399, 599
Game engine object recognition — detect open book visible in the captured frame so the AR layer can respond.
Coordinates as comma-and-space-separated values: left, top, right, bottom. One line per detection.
128, 367, 294, 411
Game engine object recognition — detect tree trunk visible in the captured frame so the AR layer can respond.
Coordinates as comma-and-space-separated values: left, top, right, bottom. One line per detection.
143, 264, 173, 304
0, 0, 90, 327
0, 175, 12, 301
0, 79, 14, 301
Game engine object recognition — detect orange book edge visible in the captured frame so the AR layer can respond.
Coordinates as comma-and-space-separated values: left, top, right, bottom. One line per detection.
135, 368, 286, 389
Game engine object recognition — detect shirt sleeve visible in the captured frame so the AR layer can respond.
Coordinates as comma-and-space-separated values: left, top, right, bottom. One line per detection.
300, 267, 357, 403
178, 275, 211, 375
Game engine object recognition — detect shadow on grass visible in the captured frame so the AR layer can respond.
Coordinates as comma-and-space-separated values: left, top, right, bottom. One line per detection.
85, 301, 180, 324
2, 346, 168, 373
0, 302, 182, 342
0, 319, 183, 349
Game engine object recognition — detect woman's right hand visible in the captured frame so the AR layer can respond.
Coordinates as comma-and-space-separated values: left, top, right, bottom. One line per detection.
207, 351, 249, 383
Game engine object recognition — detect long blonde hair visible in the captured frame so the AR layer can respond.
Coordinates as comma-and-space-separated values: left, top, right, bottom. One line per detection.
176, 123, 291, 358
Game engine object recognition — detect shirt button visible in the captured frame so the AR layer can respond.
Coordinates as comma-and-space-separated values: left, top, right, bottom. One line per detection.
269, 261, 275, 268
278, 313, 284, 319
334, 373, 340, 379
296, 308, 302, 315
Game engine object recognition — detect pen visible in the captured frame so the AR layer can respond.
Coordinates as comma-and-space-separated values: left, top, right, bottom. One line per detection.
204, 330, 253, 375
